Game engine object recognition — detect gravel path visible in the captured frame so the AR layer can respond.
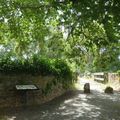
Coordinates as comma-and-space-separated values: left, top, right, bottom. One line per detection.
0, 78, 120, 120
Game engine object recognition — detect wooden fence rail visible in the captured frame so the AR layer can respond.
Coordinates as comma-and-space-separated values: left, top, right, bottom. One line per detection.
93, 72, 108, 83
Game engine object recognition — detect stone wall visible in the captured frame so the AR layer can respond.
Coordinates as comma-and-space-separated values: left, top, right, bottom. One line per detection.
0, 73, 65, 108
107, 73, 119, 88
108, 73, 119, 82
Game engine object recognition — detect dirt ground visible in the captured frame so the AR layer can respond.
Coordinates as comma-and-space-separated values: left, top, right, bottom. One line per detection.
0, 77, 120, 120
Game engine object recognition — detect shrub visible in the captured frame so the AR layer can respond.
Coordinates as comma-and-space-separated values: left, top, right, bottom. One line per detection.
0, 56, 74, 90
117, 70, 120, 76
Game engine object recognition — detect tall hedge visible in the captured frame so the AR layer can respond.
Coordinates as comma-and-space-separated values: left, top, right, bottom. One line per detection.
0, 56, 73, 83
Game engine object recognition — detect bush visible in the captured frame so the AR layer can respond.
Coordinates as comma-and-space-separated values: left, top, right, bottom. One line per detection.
117, 70, 120, 76
0, 56, 73, 89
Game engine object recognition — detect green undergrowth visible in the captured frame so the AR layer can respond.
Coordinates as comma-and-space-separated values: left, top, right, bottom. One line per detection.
0, 56, 72, 78
0, 56, 76, 94
117, 70, 120, 75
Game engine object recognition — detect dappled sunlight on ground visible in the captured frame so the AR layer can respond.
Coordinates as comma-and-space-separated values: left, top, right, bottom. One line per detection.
76, 77, 106, 92
1, 90, 120, 120
59, 93, 101, 119
0, 78, 120, 120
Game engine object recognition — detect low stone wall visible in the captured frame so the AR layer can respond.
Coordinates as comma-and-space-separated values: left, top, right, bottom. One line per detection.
0, 73, 54, 90
107, 73, 120, 89
0, 73, 65, 108
108, 73, 119, 82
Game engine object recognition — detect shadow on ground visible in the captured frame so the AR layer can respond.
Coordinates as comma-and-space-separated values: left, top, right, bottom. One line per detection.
0, 90, 120, 120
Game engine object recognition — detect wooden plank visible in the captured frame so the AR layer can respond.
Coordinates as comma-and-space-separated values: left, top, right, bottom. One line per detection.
94, 77, 104, 81
94, 72, 104, 75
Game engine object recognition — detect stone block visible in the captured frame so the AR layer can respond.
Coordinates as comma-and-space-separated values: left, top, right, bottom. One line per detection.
84, 83, 90, 93
105, 86, 113, 94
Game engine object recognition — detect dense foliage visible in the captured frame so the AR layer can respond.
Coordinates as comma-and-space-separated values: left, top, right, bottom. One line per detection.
0, 0, 120, 73
0, 56, 73, 92
0, 56, 72, 80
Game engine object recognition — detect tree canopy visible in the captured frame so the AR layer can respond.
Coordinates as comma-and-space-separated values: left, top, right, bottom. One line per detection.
0, 0, 120, 72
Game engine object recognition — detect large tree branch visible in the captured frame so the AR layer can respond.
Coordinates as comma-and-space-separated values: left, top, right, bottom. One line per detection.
66, 16, 81, 40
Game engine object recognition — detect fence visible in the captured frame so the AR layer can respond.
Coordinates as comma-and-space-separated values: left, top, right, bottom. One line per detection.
93, 72, 108, 83
93, 72, 119, 84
